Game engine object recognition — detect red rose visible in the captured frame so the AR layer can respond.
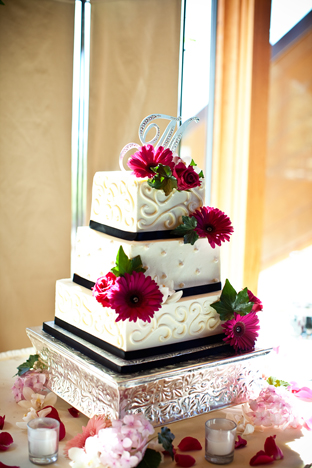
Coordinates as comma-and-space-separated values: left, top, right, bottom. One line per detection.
92, 272, 116, 308
173, 162, 201, 191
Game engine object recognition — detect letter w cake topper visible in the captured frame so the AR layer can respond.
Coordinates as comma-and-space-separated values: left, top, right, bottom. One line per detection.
119, 114, 199, 171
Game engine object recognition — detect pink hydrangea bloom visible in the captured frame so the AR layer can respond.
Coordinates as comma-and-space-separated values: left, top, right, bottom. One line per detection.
12, 370, 47, 402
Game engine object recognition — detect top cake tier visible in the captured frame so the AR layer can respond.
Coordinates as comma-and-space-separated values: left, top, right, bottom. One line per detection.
90, 171, 204, 235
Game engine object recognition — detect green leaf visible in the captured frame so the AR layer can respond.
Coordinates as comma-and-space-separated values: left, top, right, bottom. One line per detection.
211, 279, 254, 321
111, 246, 145, 277
190, 159, 197, 167
130, 255, 146, 274
16, 354, 40, 376
158, 427, 175, 460
198, 170, 204, 178
266, 376, 290, 388
147, 164, 178, 196
137, 449, 162, 468
234, 288, 253, 316
183, 230, 199, 245
171, 216, 197, 236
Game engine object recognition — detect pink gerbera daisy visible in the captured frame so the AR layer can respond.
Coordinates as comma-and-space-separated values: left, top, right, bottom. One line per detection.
247, 289, 263, 312
127, 144, 174, 178
108, 271, 163, 323
192, 206, 233, 248
64, 415, 111, 457
222, 311, 260, 351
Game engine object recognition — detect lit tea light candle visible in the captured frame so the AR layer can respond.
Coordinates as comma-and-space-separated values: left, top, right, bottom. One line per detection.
205, 418, 237, 464
27, 417, 59, 464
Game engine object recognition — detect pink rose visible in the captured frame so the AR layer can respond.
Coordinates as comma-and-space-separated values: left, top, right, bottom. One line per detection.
92, 272, 116, 308
173, 162, 201, 191
247, 289, 263, 312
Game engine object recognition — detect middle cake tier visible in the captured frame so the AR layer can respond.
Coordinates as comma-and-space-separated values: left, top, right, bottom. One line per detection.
73, 226, 221, 294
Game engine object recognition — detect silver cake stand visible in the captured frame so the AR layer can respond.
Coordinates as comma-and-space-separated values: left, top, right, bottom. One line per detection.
27, 326, 272, 427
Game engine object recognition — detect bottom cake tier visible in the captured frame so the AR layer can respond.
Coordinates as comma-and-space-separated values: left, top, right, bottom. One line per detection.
26, 326, 272, 426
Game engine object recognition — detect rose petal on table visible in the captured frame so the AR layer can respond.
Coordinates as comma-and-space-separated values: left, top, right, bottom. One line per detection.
235, 435, 247, 449
0, 415, 5, 430
0, 432, 13, 451
42, 406, 66, 440
68, 407, 80, 418
250, 450, 274, 466
177, 436, 202, 451
0, 462, 20, 468
264, 435, 283, 460
175, 454, 196, 467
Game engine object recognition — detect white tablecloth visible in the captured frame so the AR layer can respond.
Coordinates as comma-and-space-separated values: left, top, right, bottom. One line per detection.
0, 353, 311, 467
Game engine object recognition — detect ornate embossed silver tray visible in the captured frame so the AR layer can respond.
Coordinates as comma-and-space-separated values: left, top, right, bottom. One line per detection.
27, 326, 272, 426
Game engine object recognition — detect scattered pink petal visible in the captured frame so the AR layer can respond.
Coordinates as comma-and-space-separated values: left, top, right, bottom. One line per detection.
235, 435, 247, 449
304, 416, 312, 431
264, 435, 283, 460
177, 436, 202, 451
68, 407, 80, 418
0, 463, 20, 468
0, 432, 13, 451
273, 346, 280, 354
42, 406, 66, 441
0, 415, 5, 430
175, 453, 196, 467
289, 382, 312, 400
250, 450, 274, 465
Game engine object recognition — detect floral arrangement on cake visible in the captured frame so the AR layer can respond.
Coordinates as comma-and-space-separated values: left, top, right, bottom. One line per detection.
92, 246, 182, 323
172, 206, 234, 247
127, 144, 204, 196
211, 279, 263, 352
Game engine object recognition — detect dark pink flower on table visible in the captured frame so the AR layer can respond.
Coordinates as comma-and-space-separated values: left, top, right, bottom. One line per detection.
192, 206, 233, 249
250, 450, 274, 465
42, 406, 66, 441
128, 145, 174, 178
68, 407, 80, 418
235, 435, 247, 449
222, 311, 260, 352
92, 272, 116, 308
173, 162, 201, 191
177, 436, 202, 451
0, 432, 13, 451
64, 415, 111, 457
0, 415, 5, 430
264, 435, 283, 460
108, 271, 163, 323
247, 289, 263, 312
175, 453, 196, 467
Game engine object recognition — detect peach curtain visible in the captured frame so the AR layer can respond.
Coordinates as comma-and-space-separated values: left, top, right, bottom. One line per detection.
212, 0, 271, 293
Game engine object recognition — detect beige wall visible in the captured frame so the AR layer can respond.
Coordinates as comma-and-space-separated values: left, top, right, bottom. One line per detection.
0, 0, 75, 352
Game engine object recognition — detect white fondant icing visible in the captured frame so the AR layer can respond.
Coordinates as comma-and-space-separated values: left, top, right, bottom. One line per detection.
90, 171, 204, 233
74, 227, 221, 291
55, 279, 223, 352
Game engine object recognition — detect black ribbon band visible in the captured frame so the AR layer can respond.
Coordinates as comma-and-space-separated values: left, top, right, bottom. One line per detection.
49, 317, 226, 362
90, 220, 182, 241
73, 273, 221, 298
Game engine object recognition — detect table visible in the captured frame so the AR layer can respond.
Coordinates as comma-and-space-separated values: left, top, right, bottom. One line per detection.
0, 351, 311, 467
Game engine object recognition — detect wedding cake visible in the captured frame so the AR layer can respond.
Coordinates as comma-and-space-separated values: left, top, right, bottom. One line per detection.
43, 114, 262, 374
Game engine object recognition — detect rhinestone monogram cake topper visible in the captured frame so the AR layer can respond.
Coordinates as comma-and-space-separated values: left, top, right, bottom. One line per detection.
119, 114, 199, 171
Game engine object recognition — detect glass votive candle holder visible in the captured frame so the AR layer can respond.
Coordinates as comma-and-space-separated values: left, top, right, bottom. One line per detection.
205, 418, 237, 465
27, 417, 60, 465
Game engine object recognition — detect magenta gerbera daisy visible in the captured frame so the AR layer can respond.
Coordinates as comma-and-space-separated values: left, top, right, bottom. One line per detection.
222, 311, 260, 351
127, 144, 174, 178
107, 271, 163, 323
192, 206, 233, 248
